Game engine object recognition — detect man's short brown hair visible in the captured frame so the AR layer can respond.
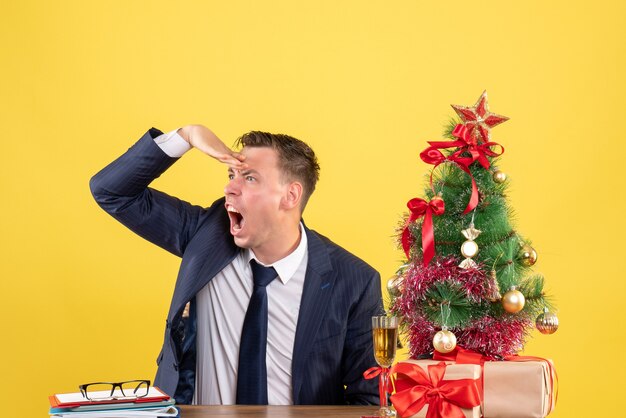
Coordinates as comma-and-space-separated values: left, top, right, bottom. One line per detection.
235, 131, 320, 210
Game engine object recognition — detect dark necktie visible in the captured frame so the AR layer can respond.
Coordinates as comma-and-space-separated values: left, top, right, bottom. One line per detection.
236, 259, 278, 404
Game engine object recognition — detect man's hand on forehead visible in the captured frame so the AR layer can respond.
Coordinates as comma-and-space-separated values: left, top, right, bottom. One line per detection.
178, 124, 247, 170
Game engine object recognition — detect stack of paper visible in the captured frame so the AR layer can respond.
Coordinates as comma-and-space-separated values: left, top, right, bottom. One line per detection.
49, 387, 178, 418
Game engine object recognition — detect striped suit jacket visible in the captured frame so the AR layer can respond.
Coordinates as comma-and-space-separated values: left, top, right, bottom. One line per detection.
89, 128, 383, 405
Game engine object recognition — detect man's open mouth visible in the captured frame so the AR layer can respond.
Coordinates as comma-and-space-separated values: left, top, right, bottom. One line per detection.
226, 204, 245, 233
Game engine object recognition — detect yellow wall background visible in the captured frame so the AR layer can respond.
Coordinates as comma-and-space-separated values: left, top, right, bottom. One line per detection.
1, 1, 624, 416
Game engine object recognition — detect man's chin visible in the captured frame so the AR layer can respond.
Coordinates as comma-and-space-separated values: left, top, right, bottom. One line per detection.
232, 234, 251, 249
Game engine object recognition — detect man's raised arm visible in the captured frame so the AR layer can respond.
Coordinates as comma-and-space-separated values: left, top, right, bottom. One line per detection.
89, 126, 245, 257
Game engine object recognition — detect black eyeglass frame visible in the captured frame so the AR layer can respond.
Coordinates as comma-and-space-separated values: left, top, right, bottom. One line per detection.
78, 379, 151, 401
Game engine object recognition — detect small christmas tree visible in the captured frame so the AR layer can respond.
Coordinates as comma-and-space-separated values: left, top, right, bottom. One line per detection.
390, 91, 559, 359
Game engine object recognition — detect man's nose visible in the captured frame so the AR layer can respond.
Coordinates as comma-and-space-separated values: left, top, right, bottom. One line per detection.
224, 177, 241, 195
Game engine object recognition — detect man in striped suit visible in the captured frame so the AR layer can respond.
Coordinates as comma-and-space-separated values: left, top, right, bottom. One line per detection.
90, 124, 383, 405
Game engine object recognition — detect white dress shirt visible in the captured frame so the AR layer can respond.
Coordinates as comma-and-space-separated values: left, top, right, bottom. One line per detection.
154, 130, 308, 405
153, 128, 192, 158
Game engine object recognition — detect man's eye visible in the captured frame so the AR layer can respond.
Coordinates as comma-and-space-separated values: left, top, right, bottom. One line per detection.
246, 176, 256, 182
228, 174, 235, 180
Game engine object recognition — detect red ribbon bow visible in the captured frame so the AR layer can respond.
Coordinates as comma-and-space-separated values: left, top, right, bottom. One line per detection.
433, 346, 489, 403
363, 366, 394, 405
390, 361, 481, 418
427, 124, 505, 170
401, 197, 445, 266
419, 124, 505, 214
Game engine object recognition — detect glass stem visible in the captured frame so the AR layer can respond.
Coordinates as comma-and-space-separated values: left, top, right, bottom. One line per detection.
380, 367, 389, 408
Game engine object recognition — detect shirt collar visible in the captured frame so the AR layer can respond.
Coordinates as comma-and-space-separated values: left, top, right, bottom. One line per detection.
245, 223, 308, 285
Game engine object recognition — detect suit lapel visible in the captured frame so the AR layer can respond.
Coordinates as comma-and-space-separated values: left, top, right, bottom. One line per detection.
292, 227, 334, 403
169, 202, 239, 320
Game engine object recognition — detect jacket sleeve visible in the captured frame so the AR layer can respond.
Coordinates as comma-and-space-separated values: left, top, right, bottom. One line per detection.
342, 270, 385, 405
89, 128, 207, 257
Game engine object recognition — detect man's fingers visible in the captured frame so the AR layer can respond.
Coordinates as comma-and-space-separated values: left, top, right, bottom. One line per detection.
191, 135, 246, 168
231, 152, 246, 162
219, 153, 247, 169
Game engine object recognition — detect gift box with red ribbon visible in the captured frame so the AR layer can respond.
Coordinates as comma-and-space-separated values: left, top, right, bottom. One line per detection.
429, 347, 558, 418
390, 360, 482, 418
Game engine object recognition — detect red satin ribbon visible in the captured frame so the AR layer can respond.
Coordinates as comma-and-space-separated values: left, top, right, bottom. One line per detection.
363, 366, 394, 406
390, 361, 481, 418
426, 124, 505, 170
420, 147, 478, 215
432, 346, 491, 365
419, 124, 505, 214
401, 197, 445, 265
433, 346, 489, 403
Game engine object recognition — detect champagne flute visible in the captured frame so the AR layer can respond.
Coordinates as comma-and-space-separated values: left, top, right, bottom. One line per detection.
372, 315, 398, 417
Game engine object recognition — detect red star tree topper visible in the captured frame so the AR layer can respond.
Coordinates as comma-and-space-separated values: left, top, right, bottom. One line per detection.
451, 90, 509, 143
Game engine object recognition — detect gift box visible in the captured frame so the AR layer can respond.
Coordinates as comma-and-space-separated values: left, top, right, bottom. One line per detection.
428, 347, 558, 418
482, 359, 556, 418
391, 360, 482, 418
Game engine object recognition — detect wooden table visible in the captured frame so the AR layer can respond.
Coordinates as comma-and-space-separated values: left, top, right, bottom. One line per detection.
178, 405, 382, 417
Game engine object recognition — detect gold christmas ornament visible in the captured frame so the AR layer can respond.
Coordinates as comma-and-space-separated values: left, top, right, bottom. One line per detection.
493, 170, 507, 183
459, 223, 481, 269
502, 286, 525, 313
488, 269, 503, 301
386, 275, 404, 297
536, 308, 559, 334
433, 329, 457, 353
519, 244, 538, 267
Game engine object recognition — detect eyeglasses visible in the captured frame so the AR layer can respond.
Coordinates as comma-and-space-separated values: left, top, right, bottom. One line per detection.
79, 380, 150, 401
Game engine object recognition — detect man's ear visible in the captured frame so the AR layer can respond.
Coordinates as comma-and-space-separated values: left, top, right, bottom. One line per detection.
281, 181, 303, 210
